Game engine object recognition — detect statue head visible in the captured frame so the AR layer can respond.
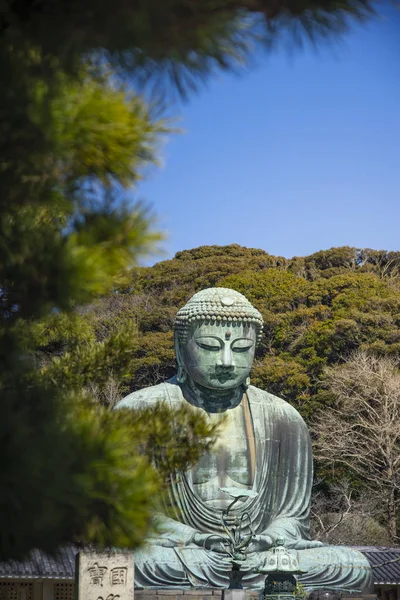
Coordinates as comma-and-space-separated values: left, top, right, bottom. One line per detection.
174, 288, 263, 397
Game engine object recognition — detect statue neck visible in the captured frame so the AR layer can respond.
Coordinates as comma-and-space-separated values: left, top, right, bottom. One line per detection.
180, 377, 244, 413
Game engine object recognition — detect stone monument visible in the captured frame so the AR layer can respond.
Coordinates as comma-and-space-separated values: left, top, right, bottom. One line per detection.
115, 288, 373, 592
76, 551, 134, 600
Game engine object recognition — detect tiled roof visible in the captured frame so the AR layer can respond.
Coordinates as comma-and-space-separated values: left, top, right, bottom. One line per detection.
0, 545, 400, 585
355, 547, 400, 585
0, 546, 77, 580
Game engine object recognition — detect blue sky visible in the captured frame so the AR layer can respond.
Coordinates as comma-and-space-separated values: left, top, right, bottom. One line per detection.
138, 5, 400, 262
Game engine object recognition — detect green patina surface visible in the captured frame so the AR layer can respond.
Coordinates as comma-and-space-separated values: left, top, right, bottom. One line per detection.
115, 288, 373, 592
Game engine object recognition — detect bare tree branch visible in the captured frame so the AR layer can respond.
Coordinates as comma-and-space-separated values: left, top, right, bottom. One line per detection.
311, 351, 400, 543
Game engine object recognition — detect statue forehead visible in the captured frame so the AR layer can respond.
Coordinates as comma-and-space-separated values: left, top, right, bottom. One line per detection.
189, 321, 257, 339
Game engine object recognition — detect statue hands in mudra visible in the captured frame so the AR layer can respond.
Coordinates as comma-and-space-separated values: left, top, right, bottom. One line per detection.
192, 533, 273, 555
116, 288, 372, 592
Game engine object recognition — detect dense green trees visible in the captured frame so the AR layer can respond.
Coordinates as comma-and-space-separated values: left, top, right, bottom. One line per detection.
36, 243, 400, 418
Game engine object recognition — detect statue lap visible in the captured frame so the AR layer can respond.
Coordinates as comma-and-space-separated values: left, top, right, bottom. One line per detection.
134, 544, 372, 591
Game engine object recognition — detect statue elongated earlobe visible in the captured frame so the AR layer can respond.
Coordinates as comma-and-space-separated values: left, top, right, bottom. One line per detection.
174, 332, 187, 384
177, 366, 187, 384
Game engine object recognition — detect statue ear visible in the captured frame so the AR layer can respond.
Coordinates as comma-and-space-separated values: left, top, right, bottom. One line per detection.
174, 332, 187, 383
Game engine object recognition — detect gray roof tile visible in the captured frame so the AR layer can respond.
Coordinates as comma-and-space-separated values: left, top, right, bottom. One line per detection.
354, 547, 400, 585
0, 546, 77, 579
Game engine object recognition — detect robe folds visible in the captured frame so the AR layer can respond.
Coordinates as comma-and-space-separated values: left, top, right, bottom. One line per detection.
116, 378, 373, 592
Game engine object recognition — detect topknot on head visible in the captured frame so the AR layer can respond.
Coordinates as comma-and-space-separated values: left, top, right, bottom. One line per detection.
174, 287, 263, 344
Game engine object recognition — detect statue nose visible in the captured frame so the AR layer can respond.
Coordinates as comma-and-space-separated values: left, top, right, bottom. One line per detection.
217, 347, 233, 368
216, 361, 234, 370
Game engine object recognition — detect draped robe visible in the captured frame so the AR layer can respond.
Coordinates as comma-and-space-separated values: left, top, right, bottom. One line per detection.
116, 378, 373, 592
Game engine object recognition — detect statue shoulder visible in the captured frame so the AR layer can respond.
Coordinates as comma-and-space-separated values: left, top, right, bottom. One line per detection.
114, 377, 183, 410
247, 385, 306, 423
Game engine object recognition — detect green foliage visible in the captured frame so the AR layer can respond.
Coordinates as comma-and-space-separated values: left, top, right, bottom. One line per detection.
0, 371, 219, 558
221, 268, 309, 311
294, 583, 308, 599
33, 313, 96, 352
252, 355, 311, 405
52, 78, 167, 188
0, 27, 191, 560
117, 403, 221, 484
1, 65, 168, 319
0, 298, 220, 561
1, 0, 374, 96
41, 323, 140, 390
0, 386, 157, 556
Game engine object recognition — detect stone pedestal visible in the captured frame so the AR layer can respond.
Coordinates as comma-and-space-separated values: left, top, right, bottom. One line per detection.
134, 589, 376, 600
135, 590, 259, 600
223, 590, 247, 600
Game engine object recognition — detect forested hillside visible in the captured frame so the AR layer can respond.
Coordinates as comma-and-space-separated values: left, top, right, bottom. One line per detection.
35, 244, 400, 544
74, 245, 400, 408
36, 244, 400, 411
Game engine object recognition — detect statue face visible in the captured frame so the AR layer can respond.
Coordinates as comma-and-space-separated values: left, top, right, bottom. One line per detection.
181, 322, 257, 391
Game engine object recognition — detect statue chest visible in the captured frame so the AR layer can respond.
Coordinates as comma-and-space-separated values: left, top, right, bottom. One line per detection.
191, 397, 256, 509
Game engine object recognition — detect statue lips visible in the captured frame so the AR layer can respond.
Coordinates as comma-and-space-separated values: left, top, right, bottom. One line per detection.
212, 369, 236, 383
